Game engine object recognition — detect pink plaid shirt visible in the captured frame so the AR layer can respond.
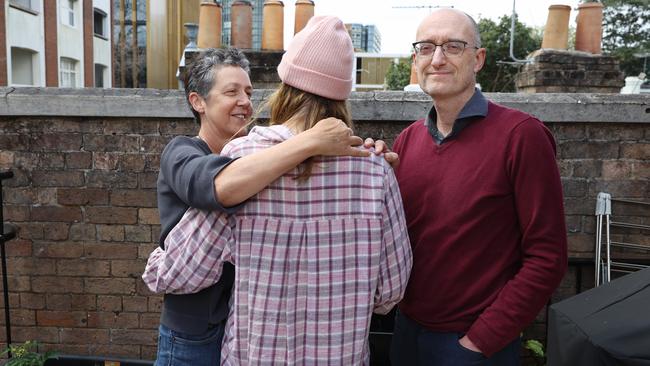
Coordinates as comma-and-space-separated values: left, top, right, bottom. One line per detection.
143, 125, 412, 365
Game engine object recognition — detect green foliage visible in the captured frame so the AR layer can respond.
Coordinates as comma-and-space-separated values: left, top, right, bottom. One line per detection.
601, 0, 650, 76
1, 341, 58, 366
477, 15, 542, 92
384, 60, 412, 90
524, 339, 545, 359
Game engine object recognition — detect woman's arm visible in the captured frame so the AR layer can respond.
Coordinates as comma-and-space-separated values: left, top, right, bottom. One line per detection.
215, 117, 369, 207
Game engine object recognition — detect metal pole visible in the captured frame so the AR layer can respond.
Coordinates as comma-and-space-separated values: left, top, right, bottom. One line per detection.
0, 170, 14, 357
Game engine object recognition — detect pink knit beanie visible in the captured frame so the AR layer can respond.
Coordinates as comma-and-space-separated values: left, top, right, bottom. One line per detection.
277, 16, 354, 101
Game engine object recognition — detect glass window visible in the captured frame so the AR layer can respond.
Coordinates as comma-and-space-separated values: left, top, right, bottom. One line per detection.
11, 48, 36, 86
9, 0, 37, 12
94, 9, 107, 37
60, 57, 78, 88
95, 64, 106, 87
61, 0, 76, 27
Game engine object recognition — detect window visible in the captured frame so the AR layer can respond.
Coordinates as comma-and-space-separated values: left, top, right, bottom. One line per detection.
94, 8, 107, 37
61, 0, 76, 27
94, 64, 106, 88
60, 57, 78, 87
9, 0, 38, 12
11, 48, 37, 86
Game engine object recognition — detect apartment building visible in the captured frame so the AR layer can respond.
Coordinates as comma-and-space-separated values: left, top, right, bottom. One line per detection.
1, 0, 112, 87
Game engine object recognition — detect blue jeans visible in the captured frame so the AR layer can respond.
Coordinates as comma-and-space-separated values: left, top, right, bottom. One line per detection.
155, 323, 225, 366
390, 311, 521, 366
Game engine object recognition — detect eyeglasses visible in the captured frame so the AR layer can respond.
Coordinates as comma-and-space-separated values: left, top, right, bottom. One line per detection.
412, 40, 478, 58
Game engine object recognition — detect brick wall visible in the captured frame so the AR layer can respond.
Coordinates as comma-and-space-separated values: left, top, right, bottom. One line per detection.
0, 88, 648, 362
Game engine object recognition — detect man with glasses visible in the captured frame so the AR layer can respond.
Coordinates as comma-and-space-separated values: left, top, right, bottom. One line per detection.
389, 9, 567, 365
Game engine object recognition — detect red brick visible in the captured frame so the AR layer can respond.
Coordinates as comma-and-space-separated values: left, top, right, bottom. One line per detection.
94, 152, 119, 170
1, 276, 31, 292
69, 223, 97, 241
6, 239, 33, 257
12, 222, 44, 240
125, 225, 152, 243
139, 313, 160, 329
20, 293, 46, 310
142, 345, 158, 360
36, 310, 87, 327
86, 171, 139, 189
119, 154, 146, 172
111, 260, 146, 278
31, 206, 82, 222
84, 243, 138, 259
32, 171, 85, 187
14, 326, 60, 343
3, 187, 37, 204
90, 344, 142, 359
60, 328, 109, 344
7, 257, 56, 275
110, 329, 157, 346
632, 162, 649, 180
37, 152, 65, 169
144, 154, 161, 172
85, 278, 135, 295
57, 259, 111, 276
32, 277, 84, 294
84, 135, 140, 153
148, 295, 162, 312
58, 188, 109, 205
0, 151, 14, 165
111, 190, 157, 208
602, 160, 633, 180
122, 296, 148, 312
31, 134, 82, 152
42, 222, 70, 240
97, 225, 125, 242
46, 294, 97, 311
139, 172, 158, 189
141, 136, 169, 154
65, 152, 93, 169
97, 295, 123, 312
37, 188, 58, 205
138, 243, 157, 260
567, 234, 594, 254
33, 242, 84, 258
85, 207, 138, 224
0, 309, 36, 326
138, 208, 160, 225
87, 311, 139, 328
4, 204, 30, 221
620, 143, 650, 160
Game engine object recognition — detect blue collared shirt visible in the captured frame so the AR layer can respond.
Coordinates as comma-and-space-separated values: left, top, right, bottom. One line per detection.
425, 88, 489, 145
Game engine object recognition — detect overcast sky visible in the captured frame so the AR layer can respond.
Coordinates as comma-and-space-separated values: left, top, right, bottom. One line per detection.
282, 0, 580, 54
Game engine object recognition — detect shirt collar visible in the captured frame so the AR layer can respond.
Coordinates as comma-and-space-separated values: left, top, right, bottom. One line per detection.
425, 88, 488, 144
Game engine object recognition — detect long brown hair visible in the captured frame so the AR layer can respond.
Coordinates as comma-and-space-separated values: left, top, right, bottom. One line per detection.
264, 83, 354, 181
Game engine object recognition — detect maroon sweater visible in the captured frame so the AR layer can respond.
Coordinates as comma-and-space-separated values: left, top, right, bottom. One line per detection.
393, 101, 567, 357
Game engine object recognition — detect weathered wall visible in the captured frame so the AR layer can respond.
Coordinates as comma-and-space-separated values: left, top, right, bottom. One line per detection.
0, 87, 648, 361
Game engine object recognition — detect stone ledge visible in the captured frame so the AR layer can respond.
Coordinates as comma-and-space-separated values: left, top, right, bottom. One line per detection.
1, 87, 649, 123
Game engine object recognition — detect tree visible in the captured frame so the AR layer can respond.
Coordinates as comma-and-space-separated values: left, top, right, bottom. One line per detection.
477, 15, 542, 92
384, 60, 411, 90
601, 0, 650, 77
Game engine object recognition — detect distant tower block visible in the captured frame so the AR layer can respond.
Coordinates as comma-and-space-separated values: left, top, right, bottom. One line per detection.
232, 0, 253, 49
541, 5, 571, 50
198, 1, 222, 48
294, 0, 314, 35
262, 0, 284, 50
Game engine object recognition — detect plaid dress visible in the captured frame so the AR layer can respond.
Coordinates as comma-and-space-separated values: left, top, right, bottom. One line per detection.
144, 125, 412, 365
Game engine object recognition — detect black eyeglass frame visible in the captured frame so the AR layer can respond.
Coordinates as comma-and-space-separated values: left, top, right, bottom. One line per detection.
411, 40, 479, 57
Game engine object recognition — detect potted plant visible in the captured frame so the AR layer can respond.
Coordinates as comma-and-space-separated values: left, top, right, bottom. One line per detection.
1, 341, 58, 366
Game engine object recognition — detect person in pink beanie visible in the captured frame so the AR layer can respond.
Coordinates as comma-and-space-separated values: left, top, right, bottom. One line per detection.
143, 15, 412, 365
